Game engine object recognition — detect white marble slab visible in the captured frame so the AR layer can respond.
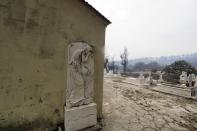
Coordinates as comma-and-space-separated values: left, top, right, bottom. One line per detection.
65, 103, 97, 131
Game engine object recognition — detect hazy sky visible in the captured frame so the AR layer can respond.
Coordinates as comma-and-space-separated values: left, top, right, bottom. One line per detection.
86, 0, 197, 60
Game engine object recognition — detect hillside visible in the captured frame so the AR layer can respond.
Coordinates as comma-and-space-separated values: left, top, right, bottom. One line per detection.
128, 53, 197, 67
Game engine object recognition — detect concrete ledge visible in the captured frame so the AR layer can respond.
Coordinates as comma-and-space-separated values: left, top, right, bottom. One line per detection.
65, 103, 97, 131
151, 86, 197, 99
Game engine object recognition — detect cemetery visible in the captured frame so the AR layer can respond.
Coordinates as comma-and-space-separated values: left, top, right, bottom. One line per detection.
102, 75, 197, 131
0, 0, 197, 131
105, 70, 197, 99
102, 60, 197, 130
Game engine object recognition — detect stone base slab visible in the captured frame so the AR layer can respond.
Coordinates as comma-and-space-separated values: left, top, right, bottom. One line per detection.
65, 103, 97, 131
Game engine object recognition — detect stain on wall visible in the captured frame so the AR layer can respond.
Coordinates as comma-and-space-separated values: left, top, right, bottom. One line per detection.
0, 0, 108, 130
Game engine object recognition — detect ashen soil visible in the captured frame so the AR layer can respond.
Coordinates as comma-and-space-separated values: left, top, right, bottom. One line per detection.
102, 77, 197, 131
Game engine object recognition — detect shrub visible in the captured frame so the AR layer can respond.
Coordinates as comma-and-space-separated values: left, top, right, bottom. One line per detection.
162, 60, 197, 84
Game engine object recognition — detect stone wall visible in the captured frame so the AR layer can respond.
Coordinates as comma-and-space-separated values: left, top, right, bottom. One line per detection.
0, 0, 108, 130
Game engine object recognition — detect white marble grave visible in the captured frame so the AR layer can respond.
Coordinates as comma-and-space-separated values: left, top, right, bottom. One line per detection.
180, 71, 187, 84
158, 73, 164, 83
146, 72, 153, 85
138, 72, 145, 84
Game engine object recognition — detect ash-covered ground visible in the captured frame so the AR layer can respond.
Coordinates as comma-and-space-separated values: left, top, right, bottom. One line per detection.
102, 76, 197, 131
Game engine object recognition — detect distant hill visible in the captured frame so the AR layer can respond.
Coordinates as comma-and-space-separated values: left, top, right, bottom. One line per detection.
128, 53, 197, 67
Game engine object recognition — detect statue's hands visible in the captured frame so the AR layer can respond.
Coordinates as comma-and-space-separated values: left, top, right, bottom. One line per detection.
82, 66, 89, 75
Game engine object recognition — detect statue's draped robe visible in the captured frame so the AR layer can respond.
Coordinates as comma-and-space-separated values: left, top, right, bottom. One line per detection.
67, 43, 94, 107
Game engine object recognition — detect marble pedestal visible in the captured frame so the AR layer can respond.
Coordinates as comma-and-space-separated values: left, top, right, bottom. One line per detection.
64, 103, 97, 131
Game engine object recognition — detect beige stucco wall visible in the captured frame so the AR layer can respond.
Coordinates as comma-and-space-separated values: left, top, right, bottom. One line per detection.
0, 0, 108, 130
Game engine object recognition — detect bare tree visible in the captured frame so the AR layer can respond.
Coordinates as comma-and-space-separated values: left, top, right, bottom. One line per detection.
120, 47, 128, 73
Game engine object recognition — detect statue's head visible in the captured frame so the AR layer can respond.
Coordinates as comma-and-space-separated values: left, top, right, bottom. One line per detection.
82, 44, 93, 55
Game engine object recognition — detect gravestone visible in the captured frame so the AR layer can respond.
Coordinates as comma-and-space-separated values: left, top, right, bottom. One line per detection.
146, 72, 153, 85
65, 42, 97, 131
138, 72, 145, 84
187, 74, 196, 87
180, 71, 187, 84
158, 73, 164, 83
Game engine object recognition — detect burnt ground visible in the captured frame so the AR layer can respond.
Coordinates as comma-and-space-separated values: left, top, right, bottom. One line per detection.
102, 77, 197, 131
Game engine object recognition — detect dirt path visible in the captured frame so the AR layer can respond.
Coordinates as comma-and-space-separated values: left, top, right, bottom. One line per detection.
102, 77, 197, 131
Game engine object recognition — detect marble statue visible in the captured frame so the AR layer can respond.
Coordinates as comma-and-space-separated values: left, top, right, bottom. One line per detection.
66, 42, 94, 108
